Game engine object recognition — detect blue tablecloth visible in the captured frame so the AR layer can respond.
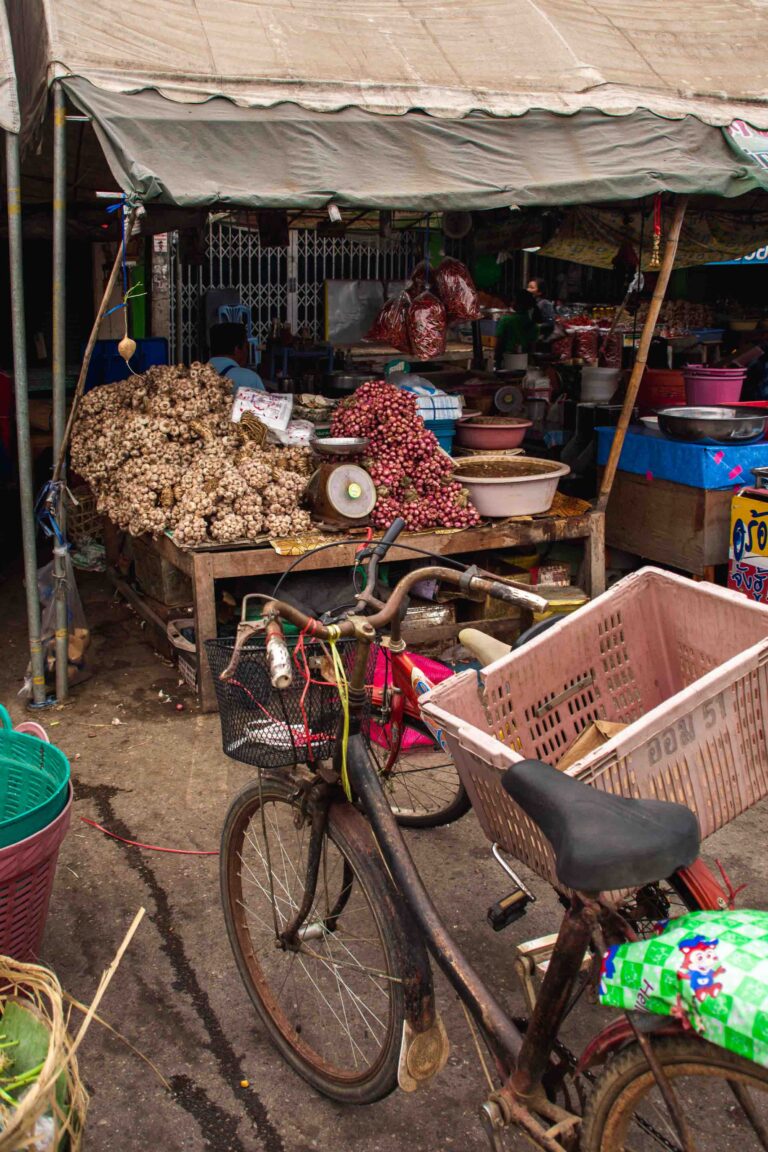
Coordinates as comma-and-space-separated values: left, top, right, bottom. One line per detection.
597, 426, 768, 490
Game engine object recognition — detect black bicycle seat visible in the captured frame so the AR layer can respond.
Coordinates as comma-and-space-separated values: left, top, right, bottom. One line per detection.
501, 760, 700, 892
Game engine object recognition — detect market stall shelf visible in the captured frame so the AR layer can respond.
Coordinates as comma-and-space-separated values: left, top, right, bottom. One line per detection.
111, 509, 604, 712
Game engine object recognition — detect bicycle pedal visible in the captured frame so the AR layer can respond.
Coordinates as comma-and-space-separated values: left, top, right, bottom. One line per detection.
487, 889, 532, 931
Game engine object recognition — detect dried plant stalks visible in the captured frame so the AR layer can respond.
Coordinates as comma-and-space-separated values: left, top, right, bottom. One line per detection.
0, 907, 146, 1151
0, 959, 87, 1151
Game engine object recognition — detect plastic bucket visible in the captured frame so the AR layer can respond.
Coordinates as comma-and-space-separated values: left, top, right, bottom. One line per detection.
502, 353, 528, 371
638, 369, 686, 414
0, 783, 72, 960
685, 373, 745, 406
581, 367, 620, 404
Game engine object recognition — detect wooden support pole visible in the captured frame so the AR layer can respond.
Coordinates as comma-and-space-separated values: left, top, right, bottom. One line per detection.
52, 207, 137, 483
597, 196, 689, 512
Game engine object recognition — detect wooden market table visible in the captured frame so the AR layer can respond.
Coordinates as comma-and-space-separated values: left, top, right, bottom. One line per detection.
115, 505, 605, 712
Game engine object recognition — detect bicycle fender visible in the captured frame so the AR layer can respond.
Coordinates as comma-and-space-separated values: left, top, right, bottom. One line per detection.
577, 1014, 684, 1074
328, 798, 437, 1036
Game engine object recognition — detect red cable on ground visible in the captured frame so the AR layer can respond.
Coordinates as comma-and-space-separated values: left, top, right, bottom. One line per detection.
80, 817, 219, 856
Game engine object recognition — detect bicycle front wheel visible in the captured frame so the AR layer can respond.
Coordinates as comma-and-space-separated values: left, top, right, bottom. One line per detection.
582, 1035, 768, 1151
365, 712, 471, 828
221, 773, 407, 1103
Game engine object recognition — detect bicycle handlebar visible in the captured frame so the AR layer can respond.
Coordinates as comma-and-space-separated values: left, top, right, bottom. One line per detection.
372, 516, 407, 560
221, 528, 550, 682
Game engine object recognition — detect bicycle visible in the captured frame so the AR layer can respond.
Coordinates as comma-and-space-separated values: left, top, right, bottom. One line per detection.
211, 528, 768, 1149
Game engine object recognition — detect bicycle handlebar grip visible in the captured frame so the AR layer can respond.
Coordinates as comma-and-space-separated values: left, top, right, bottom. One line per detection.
485, 580, 549, 614
373, 517, 406, 559
265, 619, 293, 690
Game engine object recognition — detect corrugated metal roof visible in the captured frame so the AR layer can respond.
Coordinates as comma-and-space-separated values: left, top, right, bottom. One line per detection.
13, 0, 768, 127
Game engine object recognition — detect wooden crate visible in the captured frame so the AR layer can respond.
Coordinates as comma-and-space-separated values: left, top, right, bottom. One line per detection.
603, 470, 732, 577
131, 537, 193, 608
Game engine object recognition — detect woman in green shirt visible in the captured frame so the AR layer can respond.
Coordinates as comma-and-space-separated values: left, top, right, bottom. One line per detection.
494, 289, 538, 369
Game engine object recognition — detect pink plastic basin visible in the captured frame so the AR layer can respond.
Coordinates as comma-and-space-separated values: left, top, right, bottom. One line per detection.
453, 455, 569, 518
456, 417, 532, 451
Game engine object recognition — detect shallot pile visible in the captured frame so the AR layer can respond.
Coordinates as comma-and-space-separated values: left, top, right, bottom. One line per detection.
330, 381, 480, 531
71, 363, 313, 546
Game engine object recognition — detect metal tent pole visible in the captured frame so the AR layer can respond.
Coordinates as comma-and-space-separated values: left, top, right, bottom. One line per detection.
52, 83, 68, 700
6, 132, 47, 705
174, 234, 183, 363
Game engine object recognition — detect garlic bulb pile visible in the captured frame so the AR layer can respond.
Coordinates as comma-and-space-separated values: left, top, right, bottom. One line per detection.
71, 363, 313, 546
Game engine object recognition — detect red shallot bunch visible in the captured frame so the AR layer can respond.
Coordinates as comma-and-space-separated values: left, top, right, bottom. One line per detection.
330, 380, 480, 532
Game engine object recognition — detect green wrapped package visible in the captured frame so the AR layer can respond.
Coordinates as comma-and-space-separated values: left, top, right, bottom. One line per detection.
599, 910, 768, 1068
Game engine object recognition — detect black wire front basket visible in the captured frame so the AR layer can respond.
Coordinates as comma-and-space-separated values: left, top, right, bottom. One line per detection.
205, 635, 371, 770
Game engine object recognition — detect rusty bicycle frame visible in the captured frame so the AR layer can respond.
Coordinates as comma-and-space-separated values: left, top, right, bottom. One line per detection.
222, 545, 700, 1151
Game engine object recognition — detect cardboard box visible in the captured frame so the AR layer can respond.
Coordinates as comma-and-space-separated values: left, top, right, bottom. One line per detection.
558, 720, 627, 772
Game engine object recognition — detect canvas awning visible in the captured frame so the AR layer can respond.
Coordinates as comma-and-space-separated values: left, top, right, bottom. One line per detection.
11, 0, 768, 126
58, 80, 768, 211
8, 0, 768, 208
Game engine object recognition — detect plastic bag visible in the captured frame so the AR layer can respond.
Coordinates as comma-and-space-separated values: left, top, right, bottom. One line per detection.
407, 292, 447, 360
599, 330, 622, 369
407, 260, 438, 298
435, 257, 480, 322
550, 330, 574, 362
599, 909, 768, 1071
572, 326, 599, 366
33, 553, 91, 691
366, 292, 411, 351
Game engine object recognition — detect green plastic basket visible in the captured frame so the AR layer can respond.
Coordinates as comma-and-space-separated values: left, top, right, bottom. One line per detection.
0, 707, 70, 849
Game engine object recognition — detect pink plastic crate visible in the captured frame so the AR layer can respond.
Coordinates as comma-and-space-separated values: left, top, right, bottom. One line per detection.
421, 568, 768, 893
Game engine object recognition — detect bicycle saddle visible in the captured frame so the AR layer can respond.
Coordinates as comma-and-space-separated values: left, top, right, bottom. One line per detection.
501, 759, 700, 892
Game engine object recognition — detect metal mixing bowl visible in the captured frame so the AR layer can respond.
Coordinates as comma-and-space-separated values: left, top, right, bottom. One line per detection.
311, 437, 369, 457
657, 406, 768, 444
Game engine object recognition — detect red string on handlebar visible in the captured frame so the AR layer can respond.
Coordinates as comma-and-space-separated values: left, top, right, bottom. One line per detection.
293, 625, 315, 760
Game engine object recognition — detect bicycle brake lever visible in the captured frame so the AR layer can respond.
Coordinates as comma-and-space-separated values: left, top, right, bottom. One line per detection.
220, 619, 266, 680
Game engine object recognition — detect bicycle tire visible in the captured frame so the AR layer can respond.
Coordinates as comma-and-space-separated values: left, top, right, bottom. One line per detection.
365, 710, 471, 828
220, 772, 409, 1103
582, 1035, 768, 1151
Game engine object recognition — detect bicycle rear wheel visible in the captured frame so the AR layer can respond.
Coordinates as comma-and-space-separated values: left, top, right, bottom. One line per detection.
582, 1035, 768, 1151
221, 773, 408, 1103
620, 861, 731, 939
365, 711, 471, 828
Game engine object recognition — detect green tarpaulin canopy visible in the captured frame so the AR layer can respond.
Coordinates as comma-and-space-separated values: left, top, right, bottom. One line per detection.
62, 80, 768, 211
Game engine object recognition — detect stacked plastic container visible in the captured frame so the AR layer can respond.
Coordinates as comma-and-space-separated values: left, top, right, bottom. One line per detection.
0, 707, 71, 960
392, 375, 463, 453
684, 364, 747, 406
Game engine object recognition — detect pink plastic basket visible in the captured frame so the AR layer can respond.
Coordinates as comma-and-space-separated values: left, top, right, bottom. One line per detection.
0, 784, 72, 960
421, 568, 768, 893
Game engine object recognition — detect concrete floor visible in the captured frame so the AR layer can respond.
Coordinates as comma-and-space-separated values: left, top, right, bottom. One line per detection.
2, 565, 768, 1151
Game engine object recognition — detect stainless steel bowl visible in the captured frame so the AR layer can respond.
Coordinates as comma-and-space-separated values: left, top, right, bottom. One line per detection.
657, 406, 768, 444
311, 437, 369, 457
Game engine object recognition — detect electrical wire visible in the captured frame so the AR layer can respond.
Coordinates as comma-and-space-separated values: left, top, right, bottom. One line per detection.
81, 817, 218, 855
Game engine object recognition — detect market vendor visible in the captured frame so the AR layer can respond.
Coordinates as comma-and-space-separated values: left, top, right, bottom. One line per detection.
527, 278, 556, 327
494, 289, 539, 368
208, 322, 265, 392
